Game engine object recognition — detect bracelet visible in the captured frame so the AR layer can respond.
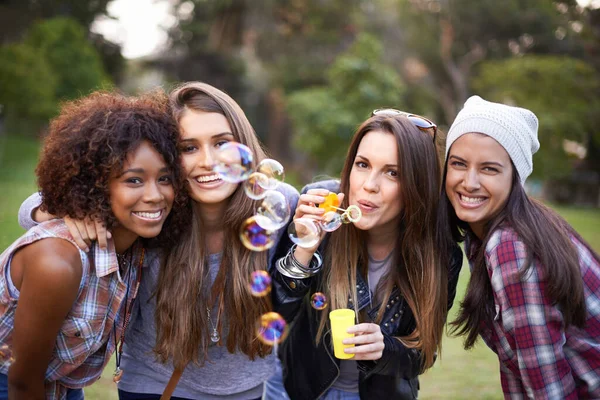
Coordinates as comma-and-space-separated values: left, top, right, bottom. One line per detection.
276, 245, 323, 279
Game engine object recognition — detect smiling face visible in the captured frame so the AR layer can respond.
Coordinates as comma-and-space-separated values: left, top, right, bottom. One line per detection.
348, 130, 402, 235
108, 140, 175, 247
445, 133, 514, 238
178, 109, 238, 209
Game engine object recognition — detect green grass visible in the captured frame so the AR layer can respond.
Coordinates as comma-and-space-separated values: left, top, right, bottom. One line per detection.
0, 134, 598, 399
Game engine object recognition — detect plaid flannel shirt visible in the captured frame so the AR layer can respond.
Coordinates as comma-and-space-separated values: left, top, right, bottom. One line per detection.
0, 219, 142, 399
467, 227, 600, 399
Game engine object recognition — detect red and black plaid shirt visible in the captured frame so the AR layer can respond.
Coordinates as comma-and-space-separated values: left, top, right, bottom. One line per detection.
466, 227, 600, 399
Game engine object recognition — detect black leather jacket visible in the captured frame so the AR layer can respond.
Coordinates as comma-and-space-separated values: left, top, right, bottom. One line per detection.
270, 181, 463, 400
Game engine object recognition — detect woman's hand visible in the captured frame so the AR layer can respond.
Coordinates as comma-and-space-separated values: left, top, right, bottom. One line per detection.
291, 189, 344, 265
64, 216, 111, 252
343, 323, 385, 361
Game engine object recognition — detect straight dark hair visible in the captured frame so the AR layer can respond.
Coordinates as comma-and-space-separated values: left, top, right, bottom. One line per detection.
443, 164, 592, 349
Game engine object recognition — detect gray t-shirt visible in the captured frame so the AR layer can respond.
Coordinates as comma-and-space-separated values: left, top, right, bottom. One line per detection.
118, 252, 273, 399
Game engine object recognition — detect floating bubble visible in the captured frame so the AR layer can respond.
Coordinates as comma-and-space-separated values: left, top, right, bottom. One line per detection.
249, 270, 272, 297
244, 172, 269, 200
321, 211, 342, 232
287, 218, 321, 248
319, 193, 341, 213
344, 205, 362, 223
239, 216, 276, 252
310, 292, 328, 310
256, 312, 288, 345
255, 190, 290, 231
214, 142, 254, 183
256, 159, 285, 190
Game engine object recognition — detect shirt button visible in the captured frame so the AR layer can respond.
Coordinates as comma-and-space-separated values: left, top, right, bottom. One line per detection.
289, 281, 297, 289
75, 332, 81, 337
395, 313, 399, 317
358, 290, 364, 294
384, 323, 389, 327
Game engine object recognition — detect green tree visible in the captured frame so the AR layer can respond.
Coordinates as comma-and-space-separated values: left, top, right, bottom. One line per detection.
396, 0, 584, 124
472, 55, 600, 178
287, 33, 406, 173
25, 17, 110, 101
0, 42, 57, 129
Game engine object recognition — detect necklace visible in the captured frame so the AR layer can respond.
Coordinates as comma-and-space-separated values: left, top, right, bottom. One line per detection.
206, 296, 223, 343
112, 245, 145, 383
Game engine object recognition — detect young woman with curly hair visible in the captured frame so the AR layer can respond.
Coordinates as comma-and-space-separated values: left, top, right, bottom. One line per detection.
1, 90, 188, 399
268, 112, 463, 399
21, 82, 299, 399
442, 96, 600, 398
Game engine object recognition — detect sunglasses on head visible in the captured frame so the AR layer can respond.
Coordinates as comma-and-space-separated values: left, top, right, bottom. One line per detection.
371, 108, 438, 143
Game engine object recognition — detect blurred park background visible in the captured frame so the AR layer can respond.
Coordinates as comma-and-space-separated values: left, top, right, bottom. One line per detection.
1, 0, 600, 398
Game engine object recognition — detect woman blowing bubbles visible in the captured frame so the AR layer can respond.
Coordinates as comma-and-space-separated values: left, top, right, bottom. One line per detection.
442, 96, 600, 398
267, 111, 463, 399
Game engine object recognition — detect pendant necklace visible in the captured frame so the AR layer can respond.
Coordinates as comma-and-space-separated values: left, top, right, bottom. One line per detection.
112, 245, 145, 383
207, 296, 223, 343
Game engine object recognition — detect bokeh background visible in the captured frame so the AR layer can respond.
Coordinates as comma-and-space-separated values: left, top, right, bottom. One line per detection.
1, 0, 599, 398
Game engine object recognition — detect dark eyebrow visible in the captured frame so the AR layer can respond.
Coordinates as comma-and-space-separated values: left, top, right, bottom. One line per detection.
180, 132, 234, 142
120, 166, 170, 175
356, 154, 398, 168
448, 154, 504, 168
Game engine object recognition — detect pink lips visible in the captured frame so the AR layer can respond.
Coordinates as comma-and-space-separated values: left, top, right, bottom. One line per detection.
357, 200, 378, 213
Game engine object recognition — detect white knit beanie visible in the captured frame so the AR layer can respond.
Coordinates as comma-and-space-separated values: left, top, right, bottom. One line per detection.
445, 96, 540, 184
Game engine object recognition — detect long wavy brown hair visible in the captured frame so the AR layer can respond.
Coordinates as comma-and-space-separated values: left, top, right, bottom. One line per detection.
154, 82, 273, 369
316, 115, 448, 371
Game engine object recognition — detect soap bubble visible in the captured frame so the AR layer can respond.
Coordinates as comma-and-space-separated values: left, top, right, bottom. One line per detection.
249, 270, 272, 297
255, 190, 290, 231
345, 205, 362, 223
310, 292, 328, 310
321, 211, 342, 232
287, 218, 321, 248
244, 172, 269, 200
256, 312, 288, 345
239, 216, 275, 252
214, 142, 253, 183
256, 159, 285, 190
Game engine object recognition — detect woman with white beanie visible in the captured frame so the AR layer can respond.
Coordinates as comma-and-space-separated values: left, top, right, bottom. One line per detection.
441, 96, 600, 399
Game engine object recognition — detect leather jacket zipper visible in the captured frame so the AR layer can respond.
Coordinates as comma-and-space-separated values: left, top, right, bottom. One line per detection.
316, 329, 340, 399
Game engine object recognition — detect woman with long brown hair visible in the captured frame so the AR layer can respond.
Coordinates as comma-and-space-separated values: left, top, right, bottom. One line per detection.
267, 111, 463, 399
443, 96, 600, 398
19, 82, 299, 399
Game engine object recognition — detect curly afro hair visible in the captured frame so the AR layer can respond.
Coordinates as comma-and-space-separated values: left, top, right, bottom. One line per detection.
36, 90, 190, 248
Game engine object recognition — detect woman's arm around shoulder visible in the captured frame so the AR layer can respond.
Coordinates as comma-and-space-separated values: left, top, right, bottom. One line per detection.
18, 192, 46, 230
8, 239, 82, 400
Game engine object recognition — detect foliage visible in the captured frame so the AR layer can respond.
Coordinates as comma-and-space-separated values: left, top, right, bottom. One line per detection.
287, 33, 406, 173
0, 17, 111, 133
395, 0, 584, 124
25, 17, 111, 101
472, 55, 600, 178
0, 43, 57, 124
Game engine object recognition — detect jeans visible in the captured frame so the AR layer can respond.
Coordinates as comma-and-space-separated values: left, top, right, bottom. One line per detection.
262, 359, 290, 400
262, 360, 359, 400
0, 373, 84, 400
